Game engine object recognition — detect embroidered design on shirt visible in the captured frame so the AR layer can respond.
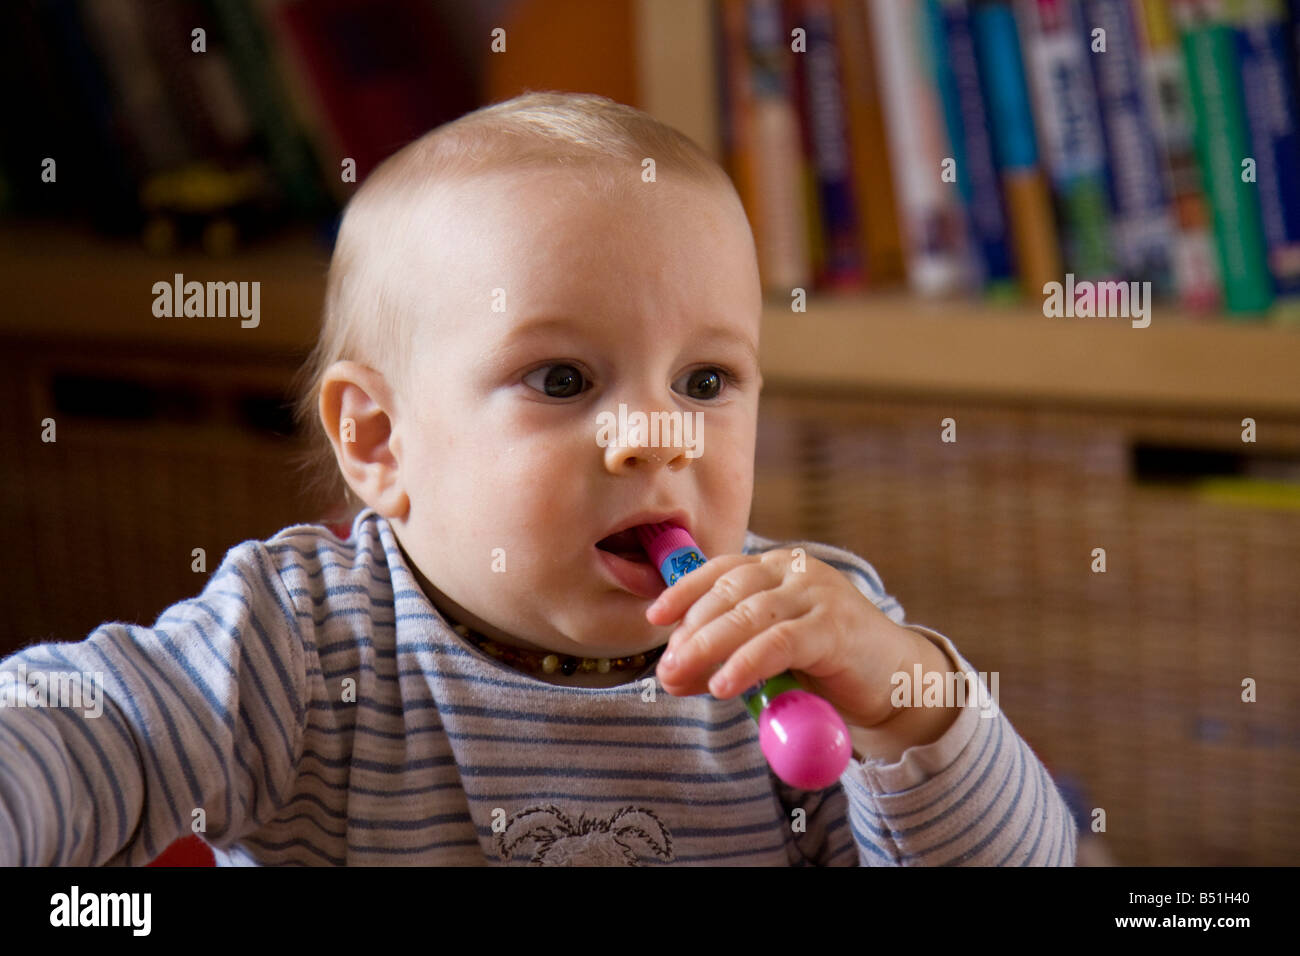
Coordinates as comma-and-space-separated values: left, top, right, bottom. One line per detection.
496, 804, 674, 866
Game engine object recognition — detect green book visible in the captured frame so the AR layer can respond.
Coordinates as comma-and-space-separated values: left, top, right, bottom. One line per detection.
204, 0, 329, 218
1180, 15, 1274, 314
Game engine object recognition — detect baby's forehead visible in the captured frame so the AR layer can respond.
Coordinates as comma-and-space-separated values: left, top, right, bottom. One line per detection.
418, 165, 736, 235
382, 166, 758, 355
400, 172, 743, 283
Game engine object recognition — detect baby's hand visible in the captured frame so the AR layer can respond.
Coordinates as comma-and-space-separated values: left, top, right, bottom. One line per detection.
646, 549, 934, 732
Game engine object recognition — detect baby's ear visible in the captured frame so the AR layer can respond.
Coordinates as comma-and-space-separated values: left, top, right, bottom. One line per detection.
319, 361, 408, 519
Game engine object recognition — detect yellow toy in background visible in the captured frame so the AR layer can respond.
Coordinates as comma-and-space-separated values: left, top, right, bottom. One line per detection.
139, 161, 273, 257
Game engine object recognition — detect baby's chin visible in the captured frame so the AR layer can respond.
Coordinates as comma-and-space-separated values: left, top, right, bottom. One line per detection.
543, 606, 670, 659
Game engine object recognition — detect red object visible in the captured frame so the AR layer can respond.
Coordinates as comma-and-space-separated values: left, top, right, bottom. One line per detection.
148, 834, 215, 866
265, 0, 476, 180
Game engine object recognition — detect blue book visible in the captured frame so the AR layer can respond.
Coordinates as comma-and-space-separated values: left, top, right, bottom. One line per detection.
1080, 0, 1177, 295
1232, 0, 1300, 299
928, 0, 1016, 294
970, 0, 1063, 295
798, 0, 863, 289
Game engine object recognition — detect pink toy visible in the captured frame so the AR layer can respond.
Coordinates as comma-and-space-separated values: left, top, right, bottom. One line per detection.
637, 522, 852, 790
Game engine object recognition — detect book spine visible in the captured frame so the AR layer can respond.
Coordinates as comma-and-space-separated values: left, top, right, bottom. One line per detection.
796, 0, 865, 290
746, 0, 813, 291
931, 0, 1017, 294
971, 0, 1063, 296
255, 0, 351, 208
1290, 0, 1300, 87
715, 0, 734, 169
1019, 0, 1115, 281
719, 0, 762, 254
38, 0, 141, 225
870, 0, 973, 294
1177, 0, 1275, 313
203, 0, 328, 216
1136, 0, 1222, 310
78, 0, 194, 174
1229, 0, 1300, 299
1080, 0, 1178, 294
832, 0, 906, 284
783, 0, 828, 288
139, 0, 255, 163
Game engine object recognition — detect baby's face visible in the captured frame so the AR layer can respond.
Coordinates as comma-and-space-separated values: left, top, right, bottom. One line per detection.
387, 169, 763, 659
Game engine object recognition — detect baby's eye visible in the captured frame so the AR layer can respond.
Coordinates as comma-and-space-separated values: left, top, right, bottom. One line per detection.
523, 363, 589, 398
675, 367, 729, 401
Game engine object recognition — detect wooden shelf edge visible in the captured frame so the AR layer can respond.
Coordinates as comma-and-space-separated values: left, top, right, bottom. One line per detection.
4, 226, 1298, 415
760, 295, 1300, 416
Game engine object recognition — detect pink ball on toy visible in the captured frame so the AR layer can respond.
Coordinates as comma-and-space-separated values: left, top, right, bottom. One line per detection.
757, 689, 852, 790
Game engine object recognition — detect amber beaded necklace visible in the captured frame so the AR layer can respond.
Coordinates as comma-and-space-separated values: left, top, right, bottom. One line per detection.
449, 621, 664, 677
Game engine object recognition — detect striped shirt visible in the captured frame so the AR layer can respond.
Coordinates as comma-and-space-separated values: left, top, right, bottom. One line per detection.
0, 508, 1077, 866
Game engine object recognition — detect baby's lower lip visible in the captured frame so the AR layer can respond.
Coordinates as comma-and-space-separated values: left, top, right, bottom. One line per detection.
594, 547, 666, 600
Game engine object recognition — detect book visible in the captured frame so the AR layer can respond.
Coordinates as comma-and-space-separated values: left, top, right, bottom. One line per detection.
250, 0, 472, 209
971, 0, 1062, 297
929, 0, 1017, 296
718, 0, 764, 268
203, 0, 331, 217
870, 0, 974, 294
783, 0, 828, 288
1135, 0, 1222, 311
833, 0, 906, 285
1227, 0, 1300, 304
138, 0, 254, 164
2, 0, 139, 227
79, 0, 194, 175
1080, 0, 1178, 295
1018, 0, 1116, 283
741, 0, 814, 291
1175, 0, 1275, 313
789, 0, 865, 290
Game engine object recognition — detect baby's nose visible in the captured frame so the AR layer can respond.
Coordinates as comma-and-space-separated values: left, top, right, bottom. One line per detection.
603, 441, 689, 474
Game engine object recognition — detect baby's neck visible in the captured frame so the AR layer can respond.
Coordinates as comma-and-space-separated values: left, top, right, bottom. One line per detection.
448, 619, 658, 689
528, 666, 648, 689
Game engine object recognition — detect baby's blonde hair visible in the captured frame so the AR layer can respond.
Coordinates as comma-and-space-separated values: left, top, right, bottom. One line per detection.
292, 90, 738, 519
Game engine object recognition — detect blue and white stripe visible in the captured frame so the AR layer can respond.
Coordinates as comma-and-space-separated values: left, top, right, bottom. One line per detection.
0, 510, 1075, 866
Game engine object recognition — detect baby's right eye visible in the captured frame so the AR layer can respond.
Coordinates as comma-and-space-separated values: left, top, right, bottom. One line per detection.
522, 363, 589, 398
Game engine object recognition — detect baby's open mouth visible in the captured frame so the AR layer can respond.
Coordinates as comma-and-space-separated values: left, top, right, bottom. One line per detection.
595, 527, 652, 563
594, 526, 666, 600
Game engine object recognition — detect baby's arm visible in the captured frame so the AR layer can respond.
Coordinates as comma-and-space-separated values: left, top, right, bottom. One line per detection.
838, 625, 1078, 866
0, 542, 308, 865
747, 532, 1078, 866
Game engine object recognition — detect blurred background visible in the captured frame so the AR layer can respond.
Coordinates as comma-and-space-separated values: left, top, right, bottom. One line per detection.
1, 0, 1297, 866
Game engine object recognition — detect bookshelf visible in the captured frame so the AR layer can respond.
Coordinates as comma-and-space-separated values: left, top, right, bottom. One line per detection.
0, 224, 326, 357
4, 224, 1299, 420
759, 292, 1300, 419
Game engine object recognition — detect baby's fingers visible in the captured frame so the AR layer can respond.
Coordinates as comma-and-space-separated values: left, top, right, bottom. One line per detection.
644, 554, 755, 627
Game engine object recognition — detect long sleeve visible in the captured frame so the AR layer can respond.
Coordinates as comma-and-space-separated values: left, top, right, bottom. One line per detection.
840, 624, 1078, 865
746, 531, 1078, 866
0, 542, 308, 865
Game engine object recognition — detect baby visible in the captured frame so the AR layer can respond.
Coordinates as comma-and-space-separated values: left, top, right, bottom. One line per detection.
0, 92, 1076, 866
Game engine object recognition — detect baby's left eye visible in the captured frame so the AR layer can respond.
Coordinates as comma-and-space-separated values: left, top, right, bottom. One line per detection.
674, 368, 729, 400
522, 363, 590, 398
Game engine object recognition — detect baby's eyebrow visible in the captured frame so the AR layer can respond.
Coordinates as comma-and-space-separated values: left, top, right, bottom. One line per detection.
694, 325, 760, 365
496, 315, 759, 365
497, 315, 584, 349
